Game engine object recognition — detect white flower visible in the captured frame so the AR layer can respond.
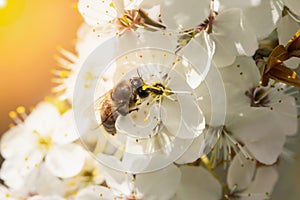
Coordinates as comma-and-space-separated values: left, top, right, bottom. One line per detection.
63, 156, 105, 197
218, 0, 283, 40
196, 56, 298, 165
160, 0, 258, 67
92, 61, 205, 173
74, 164, 181, 200
226, 153, 278, 200
207, 8, 258, 67
52, 23, 114, 103
220, 56, 298, 137
78, 0, 162, 35
73, 31, 211, 173
174, 153, 278, 200
0, 102, 86, 190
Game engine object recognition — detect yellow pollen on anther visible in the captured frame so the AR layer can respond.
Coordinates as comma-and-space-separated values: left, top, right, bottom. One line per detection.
8, 111, 17, 119
5, 193, 10, 198
16, 106, 25, 114
109, 2, 115, 8
60, 70, 70, 78
68, 181, 76, 187
92, 169, 99, 176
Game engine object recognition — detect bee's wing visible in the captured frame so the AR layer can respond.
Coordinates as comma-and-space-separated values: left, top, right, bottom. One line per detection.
82, 91, 110, 120
93, 93, 107, 111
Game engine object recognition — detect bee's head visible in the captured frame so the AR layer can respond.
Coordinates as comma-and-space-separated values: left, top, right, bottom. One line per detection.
130, 77, 149, 98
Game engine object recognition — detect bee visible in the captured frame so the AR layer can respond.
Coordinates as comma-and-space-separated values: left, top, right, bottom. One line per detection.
98, 76, 151, 135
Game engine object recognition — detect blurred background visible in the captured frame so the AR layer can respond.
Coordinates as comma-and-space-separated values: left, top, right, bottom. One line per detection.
0, 0, 82, 133
0, 0, 299, 199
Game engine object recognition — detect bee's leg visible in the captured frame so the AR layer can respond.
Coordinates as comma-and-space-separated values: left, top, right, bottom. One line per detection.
128, 108, 139, 113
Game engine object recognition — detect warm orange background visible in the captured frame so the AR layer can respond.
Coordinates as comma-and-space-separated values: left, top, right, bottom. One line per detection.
0, 0, 82, 133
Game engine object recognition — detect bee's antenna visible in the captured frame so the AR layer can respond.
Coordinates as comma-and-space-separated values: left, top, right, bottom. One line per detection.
137, 68, 142, 79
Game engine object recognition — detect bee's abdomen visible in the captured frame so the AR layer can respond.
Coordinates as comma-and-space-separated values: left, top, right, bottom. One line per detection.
100, 96, 118, 135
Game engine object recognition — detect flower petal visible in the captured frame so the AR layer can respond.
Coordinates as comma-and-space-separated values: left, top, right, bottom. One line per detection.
179, 33, 215, 85
74, 185, 114, 200
136, 164, 181, 200
277, 15, 300, 45
0, 125, 36, 159
243, 0, 283, 40
213, 8, 258, 67
26, 164, 65, 196
227, 152, 256, 191
28, 195, 65, 200
45, 144, 86, 178
0, 186, 18, 200
115, 103, 160, 138
283, 0, 300, 16
0, 148, 44, 190
267, 92, 298, 136
230, 109, 286, 165
220, 56, 261, 89
241, 167, 278, 200
160, 0, 210, 30
0, 159, 27, 190
218, 0, 261, 9
53, 110, 80, 144
175, 166, 222, 200
277, 15, 300, 69
78, 0, 117, 28
25, 102, 61, 136
175, 134, 206, 164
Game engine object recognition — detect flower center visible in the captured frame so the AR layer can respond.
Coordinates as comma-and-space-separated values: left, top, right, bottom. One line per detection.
117, 10, 142, 31
245, 87, 270, 107
33, 130, 52, 151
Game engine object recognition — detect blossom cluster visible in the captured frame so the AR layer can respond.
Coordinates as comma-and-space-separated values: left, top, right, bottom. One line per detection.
1, 0, 300, 199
